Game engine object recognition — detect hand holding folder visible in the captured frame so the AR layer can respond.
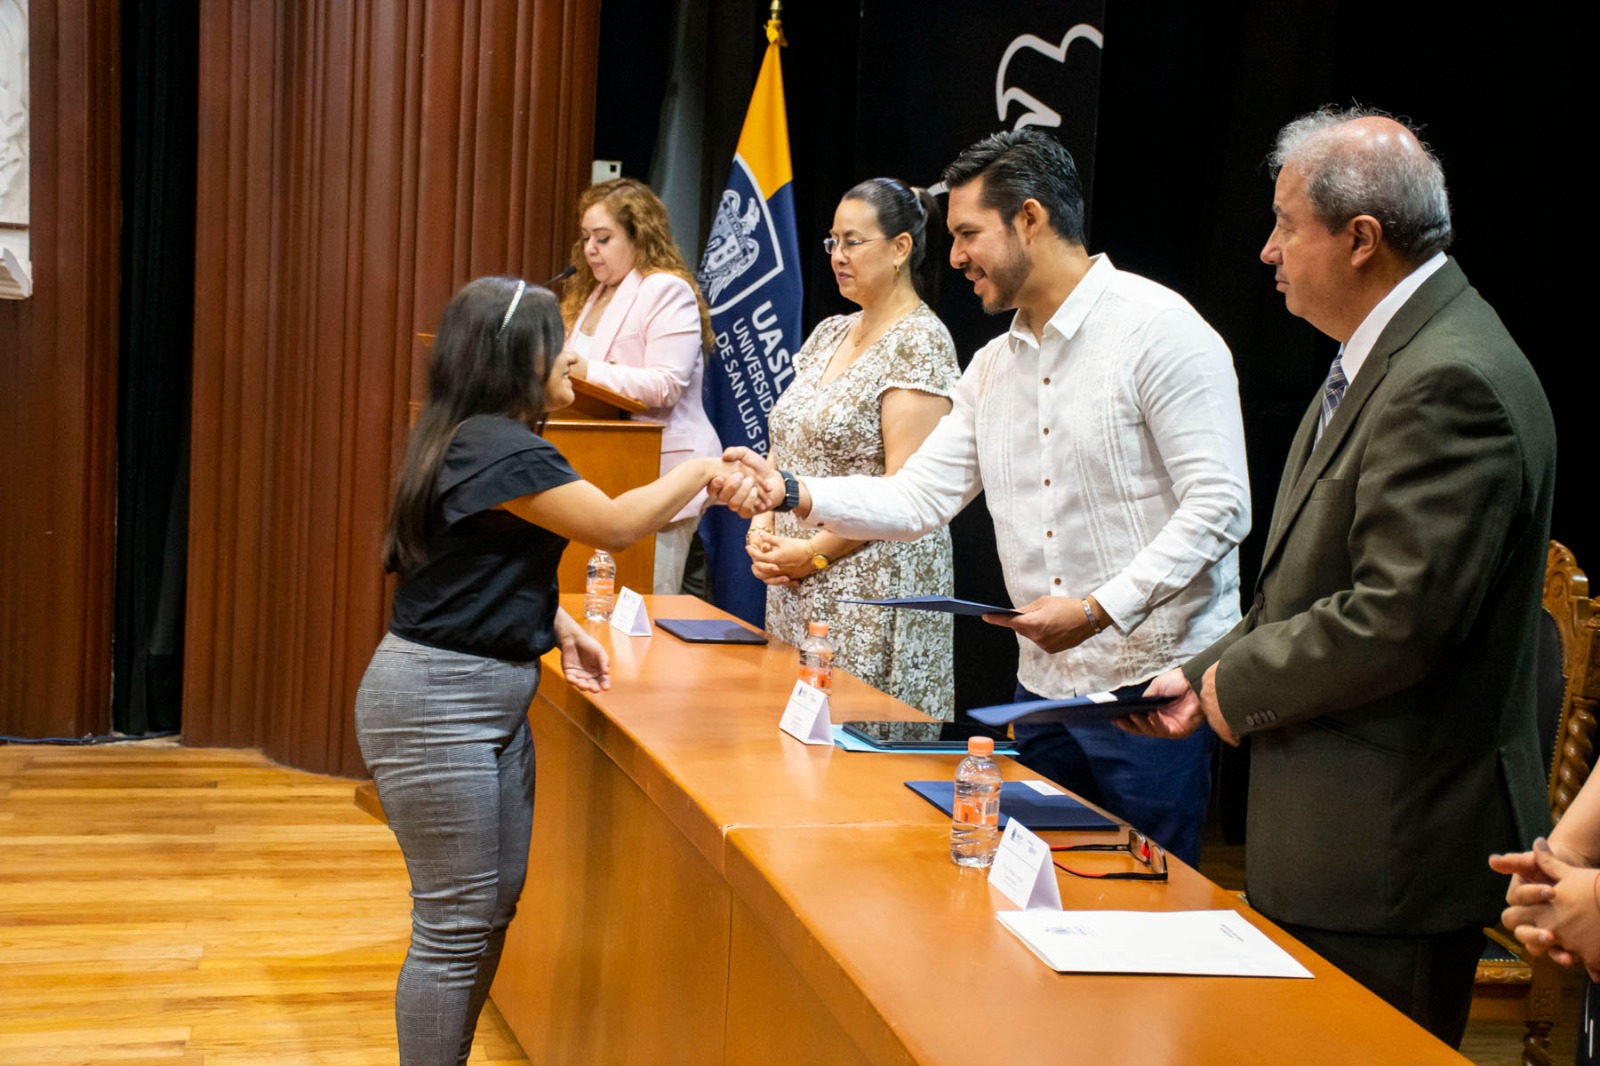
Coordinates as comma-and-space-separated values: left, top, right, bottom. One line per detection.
836, 596, 1019, 617
967, 690, 1171, 728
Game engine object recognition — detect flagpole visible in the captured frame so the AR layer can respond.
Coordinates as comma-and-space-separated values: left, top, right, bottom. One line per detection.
693, 0, 805, 625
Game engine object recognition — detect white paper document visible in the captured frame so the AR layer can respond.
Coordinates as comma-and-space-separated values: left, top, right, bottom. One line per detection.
997, 909, 1313, 978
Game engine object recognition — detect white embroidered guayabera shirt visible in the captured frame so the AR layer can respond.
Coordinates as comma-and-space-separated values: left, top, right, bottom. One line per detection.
802, 255, 1251, 699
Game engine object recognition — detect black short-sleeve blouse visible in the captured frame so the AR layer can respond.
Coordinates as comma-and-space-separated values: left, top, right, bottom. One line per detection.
389, 414, 581, 661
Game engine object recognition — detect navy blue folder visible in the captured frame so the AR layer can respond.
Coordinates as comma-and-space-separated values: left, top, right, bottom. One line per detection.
968, 692, 1169, 727
654, 618, 768, 645
905, 780, 1118, 831
837, 596, 1019, 617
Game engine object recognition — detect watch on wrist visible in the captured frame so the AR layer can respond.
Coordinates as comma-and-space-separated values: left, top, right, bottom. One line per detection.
774, 469, 802, 513
809, 552, 830, 571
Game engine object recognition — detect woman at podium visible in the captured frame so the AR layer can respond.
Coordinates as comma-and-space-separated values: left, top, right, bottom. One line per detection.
746, 178, 961, 720
559, 178, 722, 594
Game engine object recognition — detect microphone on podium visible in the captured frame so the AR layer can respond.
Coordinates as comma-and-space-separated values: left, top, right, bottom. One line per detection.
546, 265, 577, 287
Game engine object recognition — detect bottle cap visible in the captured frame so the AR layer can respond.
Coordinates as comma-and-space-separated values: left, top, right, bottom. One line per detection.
807, 621, 828, 636
967, 736, 995, 756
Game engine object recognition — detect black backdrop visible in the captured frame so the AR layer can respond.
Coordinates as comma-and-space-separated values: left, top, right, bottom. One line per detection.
595, 0, 1588, 717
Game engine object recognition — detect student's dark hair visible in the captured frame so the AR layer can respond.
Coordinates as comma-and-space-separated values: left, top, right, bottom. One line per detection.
940, 129, 1086, 244
841, 177, 945, 304
383, 276, 565, 575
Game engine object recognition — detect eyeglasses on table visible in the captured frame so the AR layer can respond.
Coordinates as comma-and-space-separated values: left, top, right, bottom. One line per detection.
1049, 827, 1168, 882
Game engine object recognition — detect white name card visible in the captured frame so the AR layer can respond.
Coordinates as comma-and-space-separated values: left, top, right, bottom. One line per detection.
778, 679, 833, 745
988, 818, 1063, 911
609, 586, 652, 636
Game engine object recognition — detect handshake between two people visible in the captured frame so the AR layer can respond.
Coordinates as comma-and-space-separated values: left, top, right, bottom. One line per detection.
708, 447, 790, 518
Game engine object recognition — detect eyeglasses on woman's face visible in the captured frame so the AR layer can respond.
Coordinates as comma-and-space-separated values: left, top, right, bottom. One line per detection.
822, 235, 890, 257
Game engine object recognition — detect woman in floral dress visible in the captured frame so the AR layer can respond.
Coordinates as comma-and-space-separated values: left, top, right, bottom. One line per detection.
747, 178, 960, 719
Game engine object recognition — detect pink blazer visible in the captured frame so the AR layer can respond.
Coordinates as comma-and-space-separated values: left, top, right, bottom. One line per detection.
578, 270, 723, 522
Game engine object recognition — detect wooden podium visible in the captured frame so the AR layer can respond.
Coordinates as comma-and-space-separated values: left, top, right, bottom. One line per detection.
411, 335, 664, 595
544, 378, 662, 594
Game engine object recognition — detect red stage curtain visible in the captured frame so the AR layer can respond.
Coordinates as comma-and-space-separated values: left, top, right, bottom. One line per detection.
184, 1, 599, 774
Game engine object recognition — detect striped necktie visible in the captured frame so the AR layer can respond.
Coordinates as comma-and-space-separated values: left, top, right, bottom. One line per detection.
1313, 351, 1348, 447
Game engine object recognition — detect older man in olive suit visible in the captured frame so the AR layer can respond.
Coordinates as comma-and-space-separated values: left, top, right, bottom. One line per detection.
1129, 108, 1555, 1046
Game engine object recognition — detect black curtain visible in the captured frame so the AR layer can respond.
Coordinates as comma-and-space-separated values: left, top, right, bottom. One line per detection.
1077, 2, 1583, 842
115, 0, 199, 735
1090, 1, 1586, 585
598, 0, 1590, 718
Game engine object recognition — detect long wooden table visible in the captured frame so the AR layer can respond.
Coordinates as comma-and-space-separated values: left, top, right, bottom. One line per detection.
490, 594, 1465, 1064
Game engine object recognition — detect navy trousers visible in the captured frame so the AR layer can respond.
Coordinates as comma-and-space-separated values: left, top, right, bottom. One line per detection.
1011, 680, 1213, 866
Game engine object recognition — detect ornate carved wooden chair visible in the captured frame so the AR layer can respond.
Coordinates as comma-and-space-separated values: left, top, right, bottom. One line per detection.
1473, 541, 1600, 1065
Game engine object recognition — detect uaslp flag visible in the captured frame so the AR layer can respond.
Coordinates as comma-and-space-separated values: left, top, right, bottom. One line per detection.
696, 16, 803, 626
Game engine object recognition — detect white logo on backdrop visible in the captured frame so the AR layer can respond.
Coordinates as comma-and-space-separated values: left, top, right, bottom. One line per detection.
995, 24, 1104, 131
700, 187, 763, 305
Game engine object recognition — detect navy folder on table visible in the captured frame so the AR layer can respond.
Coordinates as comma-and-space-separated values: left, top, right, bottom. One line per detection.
655, 618, 768, 645
905, 781, 1118, 831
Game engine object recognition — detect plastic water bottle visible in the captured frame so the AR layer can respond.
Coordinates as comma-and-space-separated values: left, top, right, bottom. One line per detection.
950, 736, 1003, 867
584, 549, 616, 622
797, 621, 834, 692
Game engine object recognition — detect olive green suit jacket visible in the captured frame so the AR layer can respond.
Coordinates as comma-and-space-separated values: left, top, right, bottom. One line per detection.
1185, 259, 1555, 935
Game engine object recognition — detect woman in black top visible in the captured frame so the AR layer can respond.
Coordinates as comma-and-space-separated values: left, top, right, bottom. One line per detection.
356, 276, 743, 1066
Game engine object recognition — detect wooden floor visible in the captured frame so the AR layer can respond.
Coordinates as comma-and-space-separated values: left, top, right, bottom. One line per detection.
0, 739, 529, 1065
0, 738, 1577, 1065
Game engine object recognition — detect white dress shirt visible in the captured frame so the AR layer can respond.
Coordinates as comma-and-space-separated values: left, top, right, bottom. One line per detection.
801, 255, 1251, 699
1339, 252, 1447, 384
